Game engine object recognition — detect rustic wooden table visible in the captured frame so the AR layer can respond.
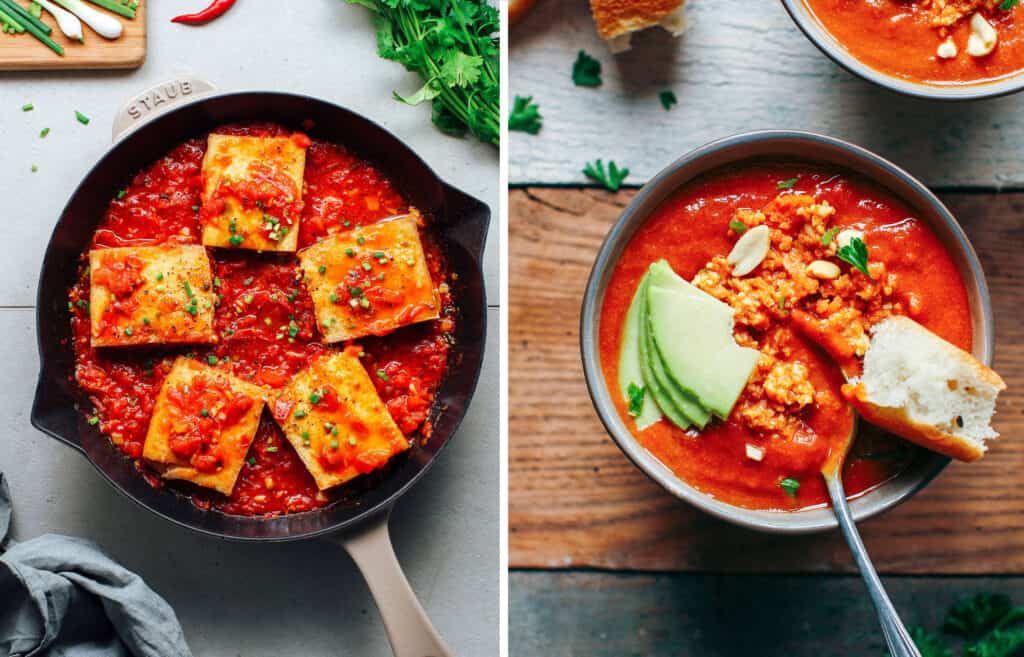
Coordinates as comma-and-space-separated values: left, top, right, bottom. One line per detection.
510, 2, 1023, 655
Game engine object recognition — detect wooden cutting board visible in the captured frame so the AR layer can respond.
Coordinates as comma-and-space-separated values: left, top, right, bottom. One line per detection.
0, 0, 145, 70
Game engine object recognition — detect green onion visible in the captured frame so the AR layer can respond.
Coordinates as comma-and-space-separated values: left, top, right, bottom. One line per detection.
780, 478, 800, 497
0, 0, 51, 36
229, 234, 244, 247
31, 164, 38, 172
243, 276, 253, 286
348, 437, 357, 446
124, 327, 133, 336
376, 369, 389, 381
345, 248, 355, 257
82, 0, 136, 18
200, 408, 209, 417
75, 110, 90, 125
207, 355, 218, 366
21, 103, 33, 111
318, 265, 327, 274
777, 176, 799, 190
88, 415, 99, 425
294, 408, 306, 419
265, 446, 279, 453
728, 219, 747, 234
362, 262, 372, 271
39, 127, 49, 138
116, 189, 126, 199
329, 439, 339, 450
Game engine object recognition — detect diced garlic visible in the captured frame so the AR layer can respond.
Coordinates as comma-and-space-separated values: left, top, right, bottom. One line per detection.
745, 443, 765, 462
835, 228, 864, 249
727, 225, 770, 277
807, 260, 841, 280
966, 13, 997, 57
937, 37, 958, 59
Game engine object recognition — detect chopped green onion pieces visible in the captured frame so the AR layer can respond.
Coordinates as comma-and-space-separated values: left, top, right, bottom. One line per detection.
780, 478, 800, 497
88, 415, 99, 425
75, 111, 90, 125
21, 103, 33, 111
207, 355, 218, 366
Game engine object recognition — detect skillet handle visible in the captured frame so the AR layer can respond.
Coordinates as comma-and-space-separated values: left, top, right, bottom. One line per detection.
111, 77, 217, 143
335, 511, 454, 657
441, 182, 490, 262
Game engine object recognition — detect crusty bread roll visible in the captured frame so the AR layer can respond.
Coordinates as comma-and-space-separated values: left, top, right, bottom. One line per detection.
589, 0, 687, 53
843, 316, 1005, 462
509, 0, 538, 25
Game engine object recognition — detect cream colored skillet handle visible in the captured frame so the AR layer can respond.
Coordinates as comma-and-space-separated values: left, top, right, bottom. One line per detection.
111, 77, 217, 143
334, 510, 454, 657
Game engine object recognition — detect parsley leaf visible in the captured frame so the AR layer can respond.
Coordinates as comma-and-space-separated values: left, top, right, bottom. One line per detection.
901, 627, 953, 657
729, 219, 748, 234
1000, 0, 1018, 10
659, 90, 677, 110
964, 628, 1024, 657
837, 236, 872, 278
777, 176, 799, 190
947, 594, 1023, 637
821, 226, 841, 246
509, 95, 543, 134
572, 50, 602, 87
583, 159, 629, 191
779, 477, 800, 497
626, 382, 646, 417
348, 0, 499, 146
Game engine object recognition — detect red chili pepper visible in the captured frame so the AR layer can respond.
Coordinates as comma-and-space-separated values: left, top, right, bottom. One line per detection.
171, 0, 237, 25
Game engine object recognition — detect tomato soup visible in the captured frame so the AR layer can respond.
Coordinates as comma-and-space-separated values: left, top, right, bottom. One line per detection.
69, 123, 456, 517
803, 0, 1024, 85
598, 163, 972, 510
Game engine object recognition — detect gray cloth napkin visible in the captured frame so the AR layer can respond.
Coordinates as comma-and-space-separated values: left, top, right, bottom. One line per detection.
0, 472, 192, 657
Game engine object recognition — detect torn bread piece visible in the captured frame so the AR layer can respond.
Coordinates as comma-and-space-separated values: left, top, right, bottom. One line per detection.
89, 245, 217, 348
298, 213, 440, 343
143, 357, 267, 495
271, 348, 410, 491
844, 316, 1005, 462
590, 0, 686, 53
200, 133, 309, 252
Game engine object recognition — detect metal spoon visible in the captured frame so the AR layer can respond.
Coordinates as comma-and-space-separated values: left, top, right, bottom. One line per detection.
801, 310, 921, 657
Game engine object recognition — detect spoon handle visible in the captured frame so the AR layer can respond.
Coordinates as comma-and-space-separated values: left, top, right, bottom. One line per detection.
825, 474, 922, 657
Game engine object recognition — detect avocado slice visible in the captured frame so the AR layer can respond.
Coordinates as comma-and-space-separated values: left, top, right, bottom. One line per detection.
640, 297, 711, 429
635, 274, 696, 431
618, 271, 663, 430
647, 284, 761, 418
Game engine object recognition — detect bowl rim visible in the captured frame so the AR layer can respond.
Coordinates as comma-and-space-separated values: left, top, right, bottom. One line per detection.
779, 0, 1024, 101
579, 129, 995, 534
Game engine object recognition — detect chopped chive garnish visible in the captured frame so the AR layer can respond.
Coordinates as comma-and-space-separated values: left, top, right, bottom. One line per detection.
780, 478, 800, 497
183, 281, 194, 298
265, 446, 279, 453
376, 369, 389, 381
244, 294, 254, 304
207, 355, 218, 365
728, 219, 747, 234
229, 234, 244, 246
75, 110, 90, 125
39, 127, 49, 138
318, 265, 327, 274
200, 408, 209, 417
88, 415, 99, 425
243, 276, 253, 286
777, 176, 799, 190
362, 262, 372, 271
294, 408, 307, 419
345, 248, 355, 257
124, 327, 133, 336
21, 103, 33, 111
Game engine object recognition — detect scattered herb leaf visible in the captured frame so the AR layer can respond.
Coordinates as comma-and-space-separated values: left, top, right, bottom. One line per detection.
509, 95, 542, 134
659, 90, 677, 110
777, 176, 799, 190
583, 159, 629, 191
572, 50, 602, 87
821, 226, 841, 246
779, 477, 800, 497
1000, 0, 1018, 10
837, 236, 872, 278
729, 219, 748, 234
626, 382, 645, 417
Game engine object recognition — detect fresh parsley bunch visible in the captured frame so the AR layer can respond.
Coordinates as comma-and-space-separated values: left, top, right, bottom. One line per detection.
893, 593, 1024, 657
347, 0, 500, 146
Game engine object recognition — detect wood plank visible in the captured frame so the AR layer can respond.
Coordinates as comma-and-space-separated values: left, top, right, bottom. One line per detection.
511, 571, 1024, 657
0, 1, 145, 71
509, 188, 1024, 574
509, 1, 1024, 187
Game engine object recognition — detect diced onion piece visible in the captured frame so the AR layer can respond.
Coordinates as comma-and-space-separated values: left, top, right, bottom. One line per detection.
745, 443, 765, 462
727, 225, 770, 277
966, 13, 997, 57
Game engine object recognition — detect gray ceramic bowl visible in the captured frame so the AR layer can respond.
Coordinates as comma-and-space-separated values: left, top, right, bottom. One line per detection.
781, 0, 1024, 100
579, 130, 994, 534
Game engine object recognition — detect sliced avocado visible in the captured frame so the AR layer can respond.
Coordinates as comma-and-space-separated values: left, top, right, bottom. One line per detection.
646, 259, 718, 304
647, 284, 761, 418
641, 300, 711, 429
636, 276, 694, 431
618, 271, 662, 430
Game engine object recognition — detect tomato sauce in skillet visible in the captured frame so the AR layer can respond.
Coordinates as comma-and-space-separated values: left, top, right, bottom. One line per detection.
599, 163, 972, 510
803, 0, 1024, 85
68, 123, 456, 517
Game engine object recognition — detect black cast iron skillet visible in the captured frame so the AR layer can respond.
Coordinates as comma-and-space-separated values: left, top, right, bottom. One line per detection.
29, 78, 490, 657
